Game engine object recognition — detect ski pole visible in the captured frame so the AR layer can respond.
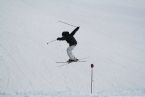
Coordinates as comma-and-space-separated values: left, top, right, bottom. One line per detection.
58, 20, 77, 27
46, 39, 56, 45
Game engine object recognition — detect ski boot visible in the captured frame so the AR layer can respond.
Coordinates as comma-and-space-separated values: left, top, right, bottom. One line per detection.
67, 59, 79, 63
74, 59, 79, 62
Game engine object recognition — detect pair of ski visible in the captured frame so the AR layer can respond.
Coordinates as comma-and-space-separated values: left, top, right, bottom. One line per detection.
56, 57, 87, 67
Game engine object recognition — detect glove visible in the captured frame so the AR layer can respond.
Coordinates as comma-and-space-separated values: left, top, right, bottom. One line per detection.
57, 37, 60, 40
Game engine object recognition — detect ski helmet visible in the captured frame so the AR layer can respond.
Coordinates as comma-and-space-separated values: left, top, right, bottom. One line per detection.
62, 31, 69, 36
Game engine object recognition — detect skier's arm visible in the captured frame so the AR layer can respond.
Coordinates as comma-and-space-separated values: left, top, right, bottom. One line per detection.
57, 37, 65, 41
70, 26, 80, 36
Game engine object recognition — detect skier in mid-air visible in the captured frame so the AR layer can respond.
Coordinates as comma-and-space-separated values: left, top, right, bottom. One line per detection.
57, 26, 80, 63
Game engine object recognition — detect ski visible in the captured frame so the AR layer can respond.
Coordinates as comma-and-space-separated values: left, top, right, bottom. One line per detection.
56, 57, 88, 63
56, 60, 87, 67
56, 60, 87, 63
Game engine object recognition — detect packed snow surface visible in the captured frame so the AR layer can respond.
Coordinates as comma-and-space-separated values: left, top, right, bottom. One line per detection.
0, 0, 145, 96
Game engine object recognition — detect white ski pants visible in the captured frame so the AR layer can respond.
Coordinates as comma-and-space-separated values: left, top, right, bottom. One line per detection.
67, 45, 77, 60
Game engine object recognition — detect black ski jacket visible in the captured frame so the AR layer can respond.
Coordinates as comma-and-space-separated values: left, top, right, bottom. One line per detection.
57, 27, 79, 46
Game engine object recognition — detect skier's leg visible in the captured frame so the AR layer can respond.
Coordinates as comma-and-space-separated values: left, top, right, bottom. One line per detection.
67, 45, 76, 60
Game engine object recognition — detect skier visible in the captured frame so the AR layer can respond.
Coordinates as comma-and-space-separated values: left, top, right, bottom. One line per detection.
57, 26, 80, 63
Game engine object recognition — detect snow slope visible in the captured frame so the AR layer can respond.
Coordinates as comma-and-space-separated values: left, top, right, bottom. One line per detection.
0, 0, 145, 96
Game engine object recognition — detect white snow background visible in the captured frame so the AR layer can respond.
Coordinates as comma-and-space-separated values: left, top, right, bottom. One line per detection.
0, 0, 145, 97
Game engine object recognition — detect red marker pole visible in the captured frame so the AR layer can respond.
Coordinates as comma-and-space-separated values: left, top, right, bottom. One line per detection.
91, 64, 94, 94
